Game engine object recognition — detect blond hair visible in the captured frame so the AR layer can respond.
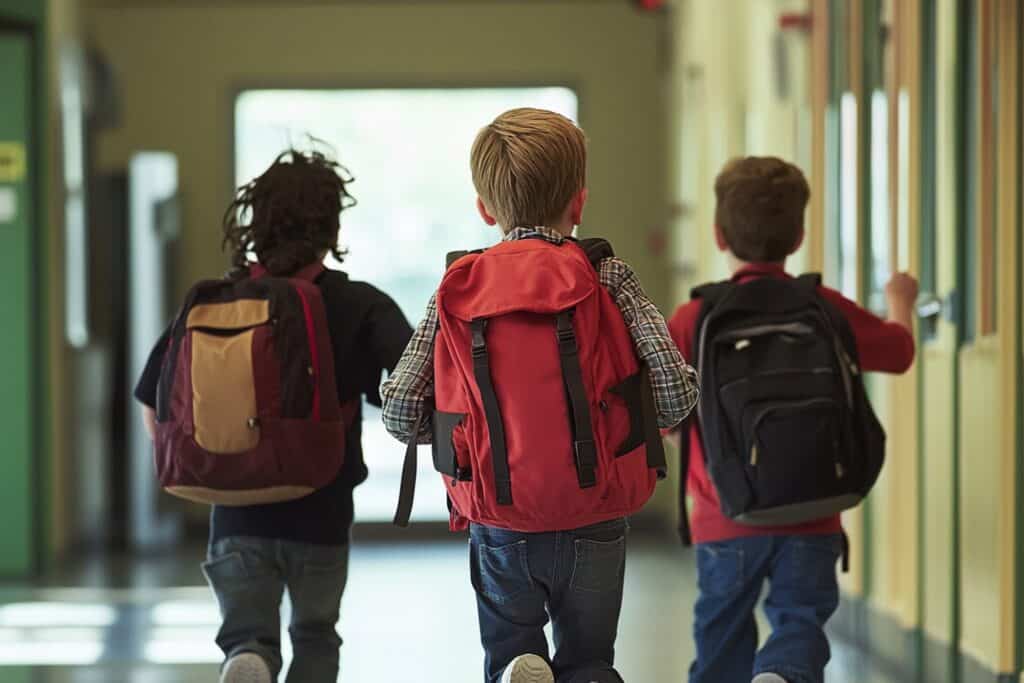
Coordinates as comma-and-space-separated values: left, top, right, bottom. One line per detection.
470, 108, 587, 230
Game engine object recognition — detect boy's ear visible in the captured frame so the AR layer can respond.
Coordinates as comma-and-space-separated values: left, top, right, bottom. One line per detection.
714, 224, 729, 252
476, 197, 498, 226
570, 188, 588, 226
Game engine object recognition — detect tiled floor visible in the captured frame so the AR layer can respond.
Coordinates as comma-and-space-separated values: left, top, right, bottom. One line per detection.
0, 535, 900, 682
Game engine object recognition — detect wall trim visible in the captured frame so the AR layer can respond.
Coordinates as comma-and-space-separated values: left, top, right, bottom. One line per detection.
831, 594, 1020, 682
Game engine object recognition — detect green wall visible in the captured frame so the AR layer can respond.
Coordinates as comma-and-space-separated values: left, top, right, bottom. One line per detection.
0, 0, 42, 22
0, 0, 44, 576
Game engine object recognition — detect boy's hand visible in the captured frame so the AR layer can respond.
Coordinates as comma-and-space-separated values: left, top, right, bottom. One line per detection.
885, 272, 919, 332
885, 272, 919, 308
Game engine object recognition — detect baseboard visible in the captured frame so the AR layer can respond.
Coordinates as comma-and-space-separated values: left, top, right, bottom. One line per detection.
829, 596, 1018, 683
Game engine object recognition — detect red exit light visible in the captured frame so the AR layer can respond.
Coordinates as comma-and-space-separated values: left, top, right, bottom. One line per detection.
635, 0, 666, 10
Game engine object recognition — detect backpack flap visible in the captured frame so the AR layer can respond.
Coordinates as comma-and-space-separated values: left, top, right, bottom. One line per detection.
439, 240, 596, 321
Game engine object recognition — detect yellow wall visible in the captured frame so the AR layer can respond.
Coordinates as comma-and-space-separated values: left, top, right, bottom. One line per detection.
671, 5, 1021, 679
85, 0, 672, 307
44, 0, 84, 559
669, 0, 812, 304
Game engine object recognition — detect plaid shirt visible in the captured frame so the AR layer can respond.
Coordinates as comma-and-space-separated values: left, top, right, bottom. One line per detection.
381, 226, 698, 444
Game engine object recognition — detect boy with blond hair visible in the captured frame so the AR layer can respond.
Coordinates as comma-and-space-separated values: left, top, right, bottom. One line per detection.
382, 108, 698, 683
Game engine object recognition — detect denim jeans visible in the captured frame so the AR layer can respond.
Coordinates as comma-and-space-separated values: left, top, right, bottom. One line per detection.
469, 518, 629, 683
689, 534, 843, 683
202, 535, 349, 683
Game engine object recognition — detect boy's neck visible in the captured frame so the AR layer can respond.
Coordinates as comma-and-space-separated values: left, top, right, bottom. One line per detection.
727, 253, 787, 274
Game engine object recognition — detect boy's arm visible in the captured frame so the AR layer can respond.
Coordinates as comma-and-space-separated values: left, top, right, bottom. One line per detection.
599, 258, 699, 429
141, 405, 157, 440
822, 275, 918, 374
361, 290, 415, 407
134, 328, 171, 440
380, 293, 439, 445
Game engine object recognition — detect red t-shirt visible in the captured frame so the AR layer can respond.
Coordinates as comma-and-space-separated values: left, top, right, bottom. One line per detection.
667, 264, 916, 544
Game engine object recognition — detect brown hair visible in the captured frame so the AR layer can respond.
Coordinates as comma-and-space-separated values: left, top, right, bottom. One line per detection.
470, 108, 586, 230
714, 156, 810, 263
222, 149, 356, 276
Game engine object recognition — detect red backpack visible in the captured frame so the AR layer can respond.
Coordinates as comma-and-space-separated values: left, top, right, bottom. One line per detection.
394, 237, 666, 531
154, 263, 354, 506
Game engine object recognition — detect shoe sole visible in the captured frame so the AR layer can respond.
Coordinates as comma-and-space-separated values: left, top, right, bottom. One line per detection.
506, 657, 555, 683
220, 654, 271, 683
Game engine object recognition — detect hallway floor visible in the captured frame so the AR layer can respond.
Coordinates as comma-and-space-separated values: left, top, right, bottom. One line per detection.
0, 535, 899, 682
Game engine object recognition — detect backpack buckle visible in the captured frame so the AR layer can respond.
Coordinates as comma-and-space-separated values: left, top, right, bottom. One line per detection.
556, 312, 578, 354
471, 319, 488, 359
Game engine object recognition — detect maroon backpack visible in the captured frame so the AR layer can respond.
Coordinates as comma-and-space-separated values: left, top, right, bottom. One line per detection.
154, 263, 352, 505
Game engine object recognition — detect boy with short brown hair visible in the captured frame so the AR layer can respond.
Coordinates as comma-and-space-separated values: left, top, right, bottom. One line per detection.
669, 156, 918, 683
383, 108, 698, 683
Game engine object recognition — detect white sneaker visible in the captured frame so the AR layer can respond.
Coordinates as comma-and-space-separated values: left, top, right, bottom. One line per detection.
752, 674, 789, 683
500, 654, 555, 683
220, 652, 272, 683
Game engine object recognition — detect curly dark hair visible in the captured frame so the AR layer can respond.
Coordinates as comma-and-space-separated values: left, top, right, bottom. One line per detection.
223, 149, 357, 276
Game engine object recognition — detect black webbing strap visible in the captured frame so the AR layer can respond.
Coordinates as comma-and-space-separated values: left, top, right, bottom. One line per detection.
393, 398, 436, 527
471, 319, 513, 506
841, 530, 851, 573
639, 367, 667, 473
393, 434, 419, 528
394, 400, 436, 527
677, 418, 693, 546
555, 310, 598, 489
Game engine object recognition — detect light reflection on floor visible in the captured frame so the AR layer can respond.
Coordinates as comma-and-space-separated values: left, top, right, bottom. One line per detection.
0, 537, 900, 682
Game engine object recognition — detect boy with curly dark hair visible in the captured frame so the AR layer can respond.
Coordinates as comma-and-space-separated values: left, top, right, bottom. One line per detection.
134, 150, 412, 683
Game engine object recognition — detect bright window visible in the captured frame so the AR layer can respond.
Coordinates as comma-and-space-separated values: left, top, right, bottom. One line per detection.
235, 88, 579, 522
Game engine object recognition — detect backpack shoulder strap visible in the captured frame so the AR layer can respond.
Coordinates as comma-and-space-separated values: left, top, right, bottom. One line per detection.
677, 417, 694, 547
446, 248, 486, 269
690, 280, 735, 307
576, 237, 615, 271
795, 272, 823, 296
292, 262, 327, 283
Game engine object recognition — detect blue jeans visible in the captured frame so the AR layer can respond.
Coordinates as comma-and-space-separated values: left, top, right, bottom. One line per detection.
689, 534, 842, 683
202, 536, 349, 683
470, 518, 629, 683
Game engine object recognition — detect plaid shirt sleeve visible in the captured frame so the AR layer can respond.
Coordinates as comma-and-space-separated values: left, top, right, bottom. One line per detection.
380, 293, 438, 445
598, 257, 699, 429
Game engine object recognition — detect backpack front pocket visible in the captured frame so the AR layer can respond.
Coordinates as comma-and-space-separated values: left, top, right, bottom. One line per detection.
432, 410, 469, 481
191, 329, 261, 454
744, 398, 846, 509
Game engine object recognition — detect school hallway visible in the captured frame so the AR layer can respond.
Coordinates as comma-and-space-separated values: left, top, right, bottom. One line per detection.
0, 535, 894, 683
4, 0, 1023, 681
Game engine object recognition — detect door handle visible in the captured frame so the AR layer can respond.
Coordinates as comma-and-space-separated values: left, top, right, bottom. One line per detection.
916, 290, 959, 325
916, 293, 943, 319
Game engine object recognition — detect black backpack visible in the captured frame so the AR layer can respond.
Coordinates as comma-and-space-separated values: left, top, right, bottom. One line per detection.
678, 273, 885, 545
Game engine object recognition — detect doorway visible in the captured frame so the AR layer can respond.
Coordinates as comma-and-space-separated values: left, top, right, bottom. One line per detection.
234, 87, 580, 522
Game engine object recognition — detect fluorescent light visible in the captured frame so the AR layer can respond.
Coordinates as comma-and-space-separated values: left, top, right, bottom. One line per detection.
0, 640, 104, 665
0, 603, 117, 628
151, 601, 220, 626
143, 627, 221, 663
